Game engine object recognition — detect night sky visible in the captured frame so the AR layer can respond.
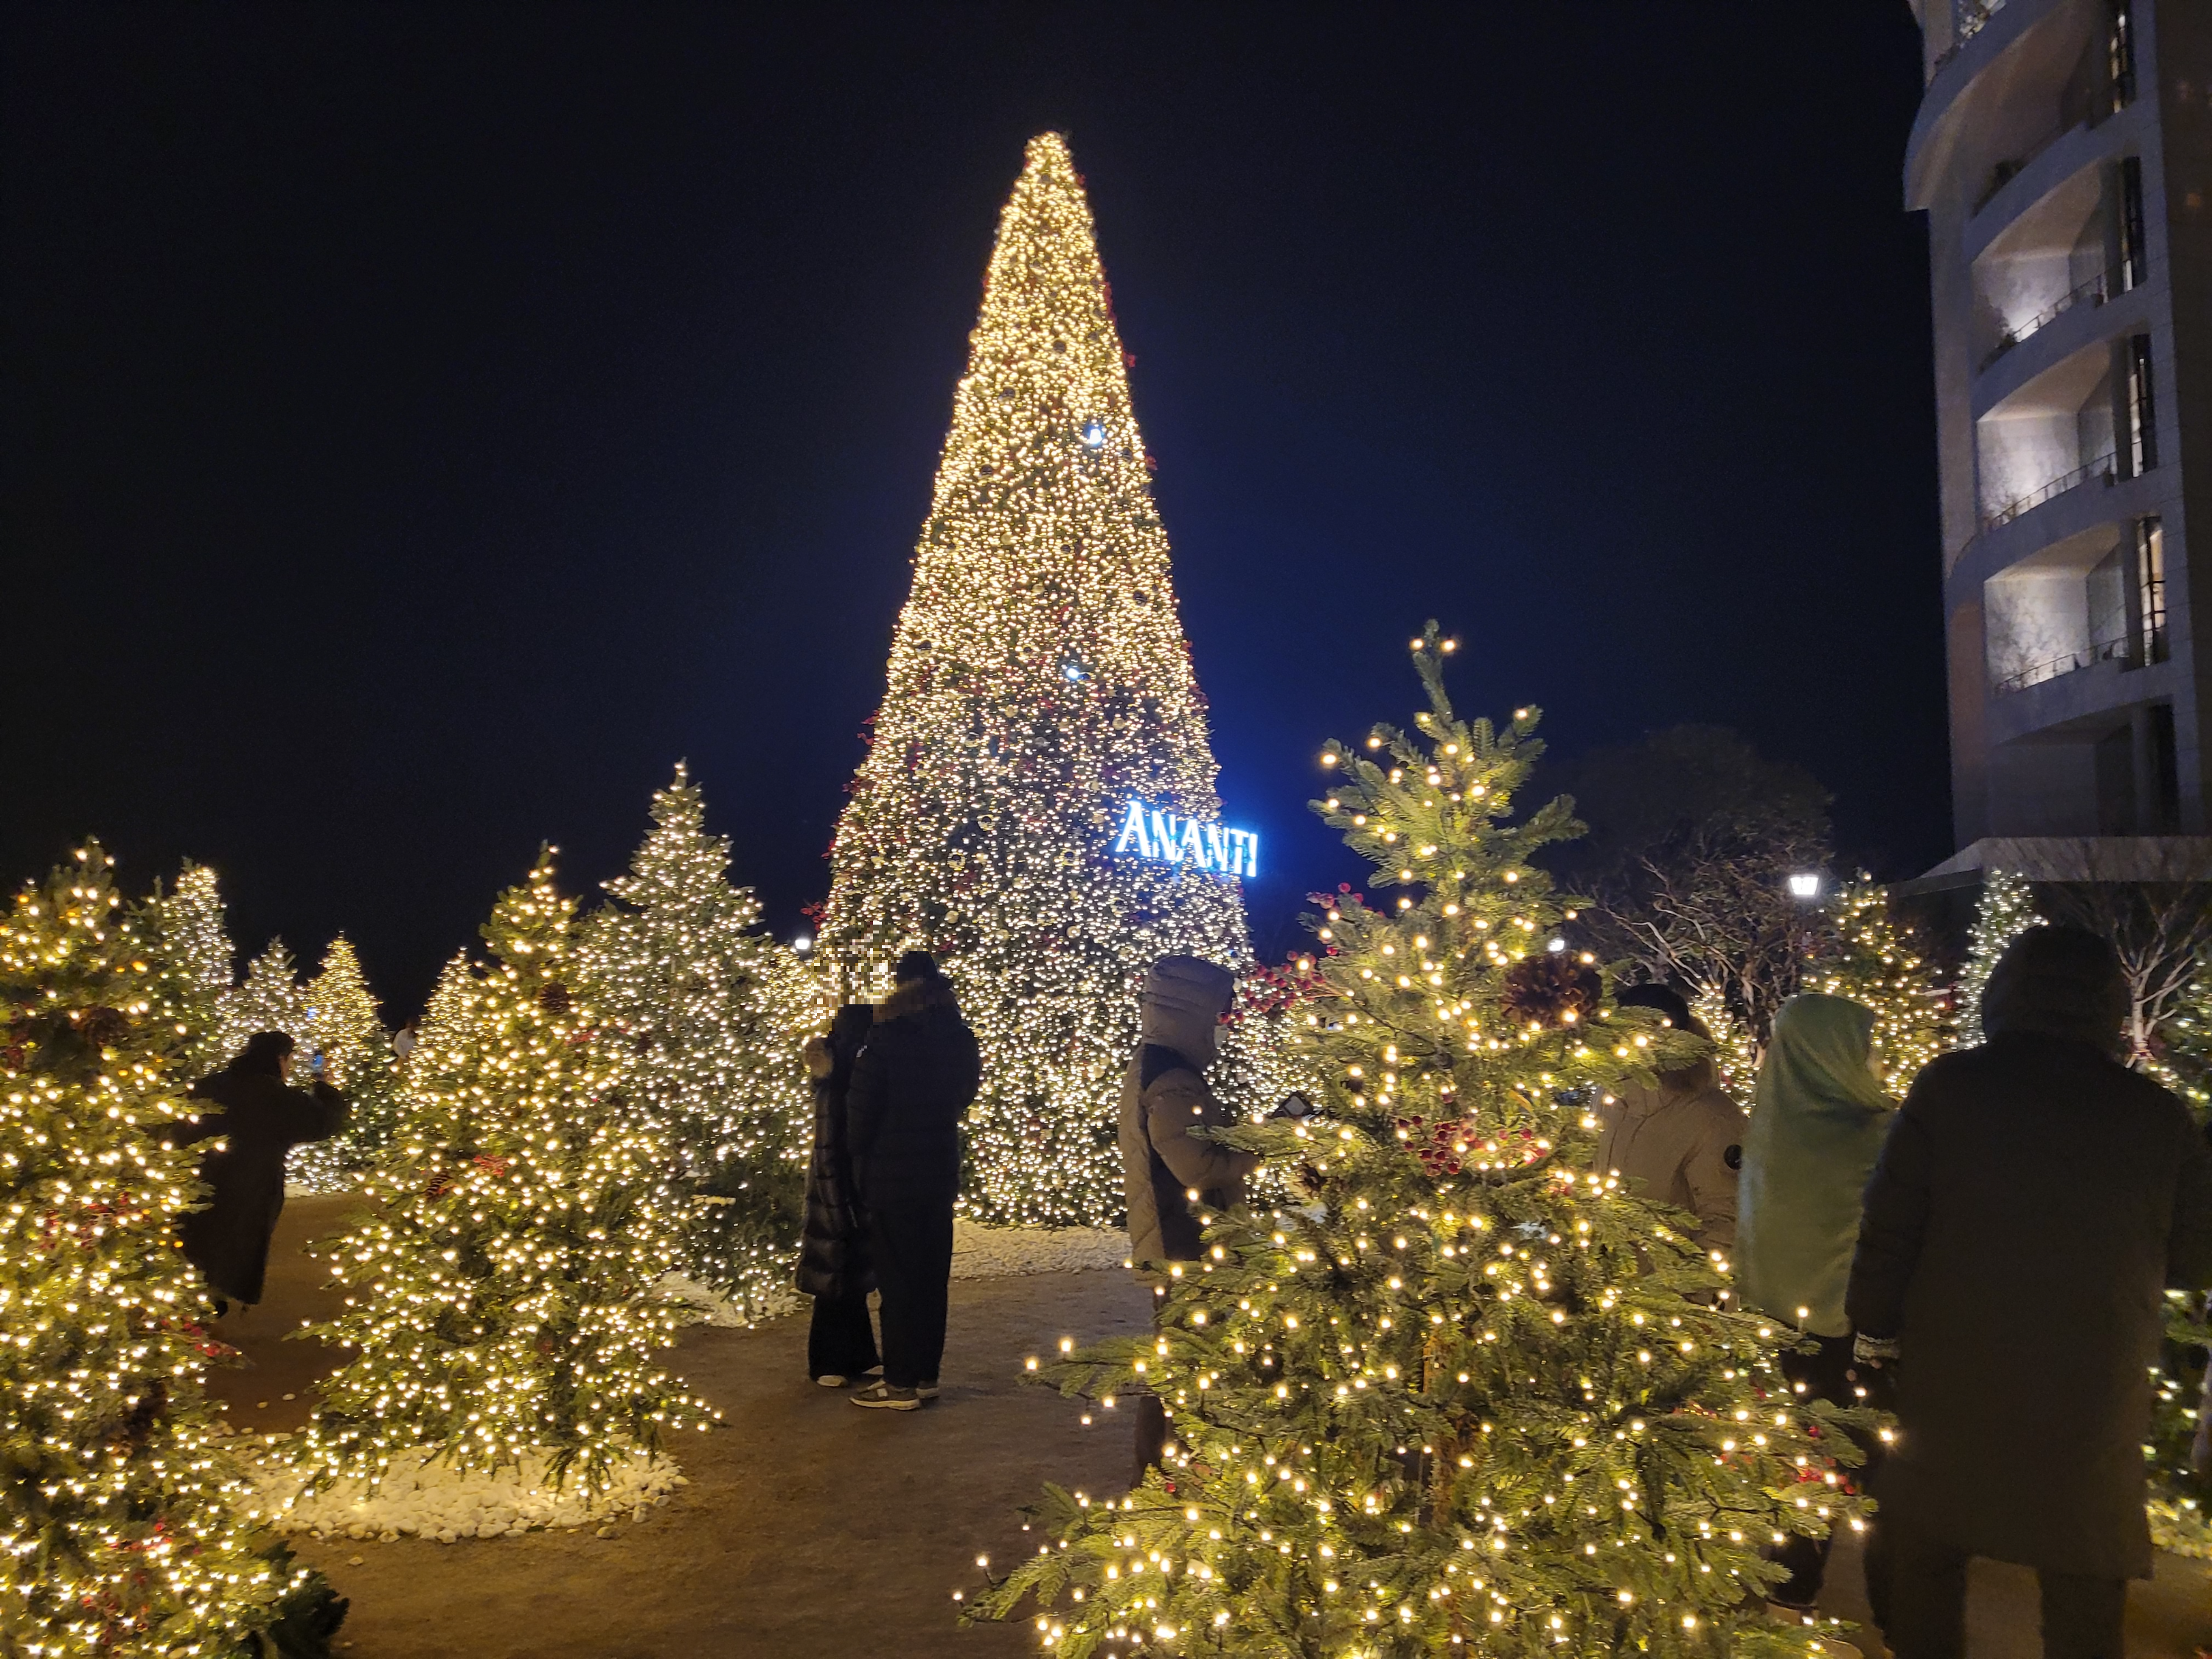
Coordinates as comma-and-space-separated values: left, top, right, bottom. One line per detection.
3, 5, 1941, 1014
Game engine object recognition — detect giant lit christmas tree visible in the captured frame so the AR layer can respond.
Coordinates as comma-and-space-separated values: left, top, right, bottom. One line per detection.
820, 133, 1256, 1227
970, 630, 1865, 1656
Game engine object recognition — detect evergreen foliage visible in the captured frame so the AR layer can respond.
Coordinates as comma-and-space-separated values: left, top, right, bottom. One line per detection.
582, 765, 813, 1317
970, 630, 1866, 1657
144, 861, 237, 1079
1808, 879, 1951, 1094
295, 852, 714, 1497
216, 939, 308, 1074
0, 844, 343, 1656
290, 938, 396, 1192
1954, 869, 2043, 1046
818, 133, 1259, 1228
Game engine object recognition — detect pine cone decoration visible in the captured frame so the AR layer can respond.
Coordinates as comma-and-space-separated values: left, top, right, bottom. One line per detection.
1499, 955, 1601, 1029
77, 1006, 129, 1048
538, 982, 572, 1017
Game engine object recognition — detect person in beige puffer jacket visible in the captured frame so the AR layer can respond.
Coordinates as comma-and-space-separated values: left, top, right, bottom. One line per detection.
1596, 983, 1744, 1262
1119, 953, 1259, 1481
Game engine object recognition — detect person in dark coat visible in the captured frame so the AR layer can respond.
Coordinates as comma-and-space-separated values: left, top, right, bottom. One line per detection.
1846, 925, 2212, 1659
844, 951, 981, 1411
175, 1030, 349, 1308
798, 1003, 880, 1387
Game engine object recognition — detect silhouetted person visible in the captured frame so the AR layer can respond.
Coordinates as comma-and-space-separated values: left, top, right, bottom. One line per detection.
845, 952, 979, 1411
1849, 926, 2212, 1659
1119, 953, 1259, 1484
799, 1003, 881, 1387
176, 1031, 347, 1310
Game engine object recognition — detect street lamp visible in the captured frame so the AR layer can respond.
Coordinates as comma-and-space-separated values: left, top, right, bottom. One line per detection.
793, 933, 814, 956
1787, 872, 1823, 902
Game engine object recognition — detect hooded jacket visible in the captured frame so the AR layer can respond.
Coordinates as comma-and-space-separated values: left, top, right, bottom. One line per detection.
796, 1004, 877, 1300
1119, 956, 1259, 1267
1846, 925, 2212, 1577
844, 974, 981, 1207
1735, 994, 1893, 1336
175, 1038, 348, 1305
1594, 1050, 1744, 1256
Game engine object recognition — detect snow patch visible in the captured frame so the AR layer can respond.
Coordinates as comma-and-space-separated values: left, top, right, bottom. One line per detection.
658, 1272, 799, 1328
238, 1441, 686, 1543
951, 1219, 1126, 1278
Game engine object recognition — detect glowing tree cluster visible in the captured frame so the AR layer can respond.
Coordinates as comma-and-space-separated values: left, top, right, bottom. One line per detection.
972, 632, 1865, 1657
583, 765, 815, 1317
144, 861, 237, 1079
296, 852, 714, 1497
818, 132, 1259, 1228
1809, 878, 1951, 1094
215, 939, 308, 1075
0, 845, 341, 1656
288, 937, 396, 1192
1953, 869, 2044, 1046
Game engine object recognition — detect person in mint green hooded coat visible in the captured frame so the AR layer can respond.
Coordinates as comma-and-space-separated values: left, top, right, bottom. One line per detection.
1737, 993, 1894, 1334
1735, 992, 1895, 1607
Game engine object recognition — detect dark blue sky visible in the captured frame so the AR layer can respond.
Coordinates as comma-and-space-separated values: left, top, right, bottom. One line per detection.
2, 4, 1941, 1012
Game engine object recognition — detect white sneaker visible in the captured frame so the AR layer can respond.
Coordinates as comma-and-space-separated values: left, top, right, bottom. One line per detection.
815, 1374, 848, 1388
851, 1381, 920, 1411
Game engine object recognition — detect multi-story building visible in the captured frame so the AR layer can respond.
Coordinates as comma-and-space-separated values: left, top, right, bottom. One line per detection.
1907, 0, 2211, 879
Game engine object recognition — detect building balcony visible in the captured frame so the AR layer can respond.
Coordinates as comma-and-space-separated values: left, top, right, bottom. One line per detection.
1979, 271, 2106, 370
1984, 451, 2117, 532
1992, 631, 2132, 694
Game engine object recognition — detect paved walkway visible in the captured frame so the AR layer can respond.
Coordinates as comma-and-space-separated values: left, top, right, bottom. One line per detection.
209, 1198, 2212, 1658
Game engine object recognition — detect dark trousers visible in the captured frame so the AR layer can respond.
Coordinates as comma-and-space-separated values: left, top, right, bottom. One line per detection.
1771, 1331, 1891, 1607
867, 1193, 953, 1388
1865, 1520, 2127, 1659
806, 1292, 880, 1381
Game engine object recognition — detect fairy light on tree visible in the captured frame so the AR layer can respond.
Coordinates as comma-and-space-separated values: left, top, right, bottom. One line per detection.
970, 628, 1865, 1655
0, 844, 343, 1654
295, 851, 715, 1498
217, 937, 309, 1073
288, 936, 396, 1192
1809, 877, 1952, 1093
820, 133, 1260, 1228
145, 860, 237, 1078
1955, 868, 2044, 1046
583, 765, 815, 1318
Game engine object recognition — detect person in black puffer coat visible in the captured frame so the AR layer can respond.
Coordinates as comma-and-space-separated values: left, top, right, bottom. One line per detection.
1848, 925, 2212, 1659
799, 1003, 880, 1386
845, 950, 981, 1411
175, 1030, 348, 1308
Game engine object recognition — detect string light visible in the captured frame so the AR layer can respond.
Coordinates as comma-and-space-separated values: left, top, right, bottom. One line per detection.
1, 844, 338, 1651
967, 628, 1870, 1652
293, 851, 717, 1500
817, 133, 1289, 1226
580, 765, 816, 1319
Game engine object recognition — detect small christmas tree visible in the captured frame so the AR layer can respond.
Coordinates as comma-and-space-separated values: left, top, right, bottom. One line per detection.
1955, 869, 2043, 1046
582, 765, 814, 1317
0, 844, 342, 1656
145, 860, 237, 1079
217, 938, 309, 1071
296, 852, 714, 1496
970, 629, 1865, 1655
1810, 878, 1951, 1094
288, 937, 396, 1192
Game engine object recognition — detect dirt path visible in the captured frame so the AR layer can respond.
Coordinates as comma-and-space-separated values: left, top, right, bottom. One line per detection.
210, 1198, 2211, 1658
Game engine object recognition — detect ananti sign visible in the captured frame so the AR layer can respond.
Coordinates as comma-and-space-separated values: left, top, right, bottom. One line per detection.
1111, 799, 1258, 878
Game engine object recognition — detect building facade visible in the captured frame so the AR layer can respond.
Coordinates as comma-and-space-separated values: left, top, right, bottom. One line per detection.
1908, 0, 2212, 868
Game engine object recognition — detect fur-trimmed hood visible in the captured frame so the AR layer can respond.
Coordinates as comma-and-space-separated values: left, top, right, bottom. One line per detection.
878, 973, 963, 1024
